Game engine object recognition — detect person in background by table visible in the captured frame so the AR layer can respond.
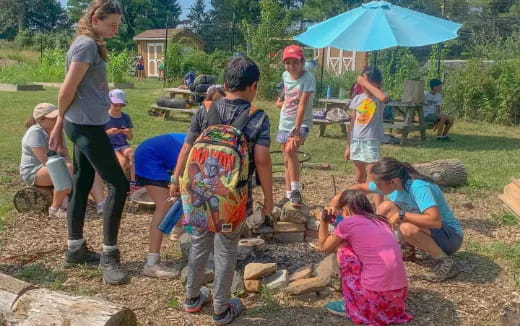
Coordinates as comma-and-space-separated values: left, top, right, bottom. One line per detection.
275, 44, 316, 207
158, 57, 165, 81
136, 55, 144, 81
202, 85, 225, 109
134, 133, 186, 278
104, 89, 137, 190
345, 66, 388, 207
423, 79, 454, 141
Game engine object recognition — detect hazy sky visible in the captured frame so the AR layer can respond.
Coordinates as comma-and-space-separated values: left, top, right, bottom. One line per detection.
59, 0, 212, 19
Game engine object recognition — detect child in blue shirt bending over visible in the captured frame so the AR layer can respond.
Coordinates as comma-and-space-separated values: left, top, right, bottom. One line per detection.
275, 45, 316, 207
104, 89, 137, 189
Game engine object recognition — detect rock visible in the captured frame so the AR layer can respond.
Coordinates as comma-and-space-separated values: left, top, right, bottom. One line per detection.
285, 277, 328, 295
231, 271, 244, 294
253, 225, 274, 234
273, 222, 306, 233
180, 265, 214, 284
317, 287, 334, 299
264, 214, 277, 227
293, 292, 319, 301
244, 263, 277, 280
273, 232, 304, 243
304, 229, 318, 239
280, 202, 309, 224
179, 233, 192, 259
239, 238, 266, 248
271, 206, 282, 220
289, 265, 313, 282
314, 253, 339, 282
244, 279, 261, 293
501, 300, 520, 326
462, 202, 475, 210
306, 214, 320, 231
237, 246, 254, 260
262, 269, 289, 291
246, 208, 265, 230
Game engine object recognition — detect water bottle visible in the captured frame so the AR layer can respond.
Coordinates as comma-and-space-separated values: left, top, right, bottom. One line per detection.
326, 85, 332, 99
158, 198, 183, 234
46, 151, 72, 192
338, 87, 346, 99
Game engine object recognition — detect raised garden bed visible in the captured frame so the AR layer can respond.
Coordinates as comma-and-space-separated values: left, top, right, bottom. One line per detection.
0, 83, 43, 92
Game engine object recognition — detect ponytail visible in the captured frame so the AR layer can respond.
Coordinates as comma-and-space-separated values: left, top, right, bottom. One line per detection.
371, 157, 433, 190
25, 115, 37, 129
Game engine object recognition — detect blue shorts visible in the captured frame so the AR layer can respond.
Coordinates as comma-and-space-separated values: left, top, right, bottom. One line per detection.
135, 175, 169, 189
114, 145, 129, 152
276, 127, 310, 144
350, 139, 381, 163
431, 223, 463, 255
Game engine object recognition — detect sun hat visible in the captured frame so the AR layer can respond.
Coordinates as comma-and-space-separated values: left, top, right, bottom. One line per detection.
33, 103, 58, 120
109, 89, 127, 105
282, 45, 304, 62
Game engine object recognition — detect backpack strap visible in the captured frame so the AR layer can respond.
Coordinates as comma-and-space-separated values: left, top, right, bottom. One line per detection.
232, 105, 263, 132
206, 101, 221, 126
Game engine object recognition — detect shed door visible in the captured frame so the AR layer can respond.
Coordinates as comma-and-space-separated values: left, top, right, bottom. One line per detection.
147, 43, 164, 77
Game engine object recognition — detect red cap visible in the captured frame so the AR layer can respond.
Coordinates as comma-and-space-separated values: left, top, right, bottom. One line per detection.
282, 45, 304, 62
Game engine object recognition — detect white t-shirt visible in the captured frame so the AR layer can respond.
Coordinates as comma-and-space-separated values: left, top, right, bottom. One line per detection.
423, 91, 442, 116
278, 70, 316, 132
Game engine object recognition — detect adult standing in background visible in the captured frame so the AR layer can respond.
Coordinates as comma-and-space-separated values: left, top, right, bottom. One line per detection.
49, 0, 129, 285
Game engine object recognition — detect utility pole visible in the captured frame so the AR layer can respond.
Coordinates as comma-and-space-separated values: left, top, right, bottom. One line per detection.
230, 12, 235, 54
164, 14, 169, 88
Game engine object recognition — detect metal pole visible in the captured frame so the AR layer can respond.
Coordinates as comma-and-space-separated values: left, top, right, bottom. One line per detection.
164, 15, 169, 88
231, 12, 235, 54
436, 0, 446, 77
319, 47, 325, 101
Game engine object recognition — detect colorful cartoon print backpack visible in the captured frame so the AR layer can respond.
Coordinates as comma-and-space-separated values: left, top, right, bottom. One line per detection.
180, 103, 262, 233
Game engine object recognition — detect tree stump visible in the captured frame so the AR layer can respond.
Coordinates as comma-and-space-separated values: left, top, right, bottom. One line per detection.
0, 273, 136, 326
412, 159, 467, 187
13, 186, 52, 213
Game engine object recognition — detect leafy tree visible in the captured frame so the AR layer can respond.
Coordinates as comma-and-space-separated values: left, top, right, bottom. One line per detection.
26, 0, 68, 31
66, 0, 89, 24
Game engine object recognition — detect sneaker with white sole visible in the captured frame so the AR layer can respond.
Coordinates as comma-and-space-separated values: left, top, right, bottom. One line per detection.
290, 190, 303, 207
49, 206, 67, 218
213, 298, 242, 325
184, 287, 211, 313
143, 262, 180, 279
96, 201, 105, 215
325, 300, 346, 317
424, 257, 458, 281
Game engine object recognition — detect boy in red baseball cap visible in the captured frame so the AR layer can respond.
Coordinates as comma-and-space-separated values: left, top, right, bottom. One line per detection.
274, 45, 316, 207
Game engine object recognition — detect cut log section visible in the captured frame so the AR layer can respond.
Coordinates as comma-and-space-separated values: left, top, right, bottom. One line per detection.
0, 273, 137, 326
13, 186, 52, 213
412, 159, 467, 187
498, 178, 520, 218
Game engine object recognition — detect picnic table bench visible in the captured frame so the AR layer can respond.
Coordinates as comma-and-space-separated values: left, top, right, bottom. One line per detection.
313, 98, 351, 137
148, 104, 198, 120
383, 101, 427, 145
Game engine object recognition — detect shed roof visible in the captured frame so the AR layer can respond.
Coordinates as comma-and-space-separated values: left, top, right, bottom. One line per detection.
133, 28, 204, 43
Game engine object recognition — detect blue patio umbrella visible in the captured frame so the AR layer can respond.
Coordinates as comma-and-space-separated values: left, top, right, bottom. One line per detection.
294, 1, 462, 51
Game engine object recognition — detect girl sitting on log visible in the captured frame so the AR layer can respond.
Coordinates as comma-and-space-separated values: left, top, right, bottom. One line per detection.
348, 157, 463, 281
318, 189, 413, 325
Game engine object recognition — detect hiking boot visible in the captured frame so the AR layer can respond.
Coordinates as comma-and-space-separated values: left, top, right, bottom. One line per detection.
99, 250, 129, 285
184, 287, 211, 313
275, 197, 290, 208
325, 300, 346, 317
424, 257, 458, 281
49, 207, 67, 219
213, 298, 242, 325
143, 262, 180, 279
290, 190, 303, 207
64, 242, 100, 268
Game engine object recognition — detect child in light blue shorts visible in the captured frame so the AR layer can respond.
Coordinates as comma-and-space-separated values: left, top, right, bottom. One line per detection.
345, 67, 388, 206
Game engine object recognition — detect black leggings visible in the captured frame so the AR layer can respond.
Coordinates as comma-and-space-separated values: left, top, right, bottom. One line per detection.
64, 121, 129, 246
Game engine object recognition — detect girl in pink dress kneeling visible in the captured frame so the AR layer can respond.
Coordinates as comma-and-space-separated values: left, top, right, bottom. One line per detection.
317, 190, 413, 326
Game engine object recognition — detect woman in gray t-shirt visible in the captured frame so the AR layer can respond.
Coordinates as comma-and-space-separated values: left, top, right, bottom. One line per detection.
48, 0, 129, 285
20, 103, 105, 218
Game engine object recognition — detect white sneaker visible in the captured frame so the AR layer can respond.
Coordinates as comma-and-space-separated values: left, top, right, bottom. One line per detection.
96, 201, 105, 215
143, 262, 180, 279
49, 207, 67, 218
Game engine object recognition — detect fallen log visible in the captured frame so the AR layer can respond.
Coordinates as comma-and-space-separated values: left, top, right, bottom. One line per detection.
0, 273, 137, 326
13, 186, 52, 213
412, 159, 467, 187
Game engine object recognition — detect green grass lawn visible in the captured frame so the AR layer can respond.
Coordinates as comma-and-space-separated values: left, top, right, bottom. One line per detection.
1, 79, 519, 227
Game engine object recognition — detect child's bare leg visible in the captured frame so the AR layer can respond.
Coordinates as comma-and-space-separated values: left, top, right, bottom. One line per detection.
122, 147, 135, 182
115, 150, 129, 178
90, 173, 105, 204
352, 160, 367, 184
436, 116, 447, 136
443, 116, 455, 136
281, 144, 291, 198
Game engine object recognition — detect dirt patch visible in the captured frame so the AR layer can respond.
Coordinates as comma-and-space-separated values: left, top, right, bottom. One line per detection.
0, 170, 518, 325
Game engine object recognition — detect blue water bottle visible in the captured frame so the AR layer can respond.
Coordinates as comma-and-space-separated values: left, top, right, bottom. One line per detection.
326, 85, 332, 99
158, 198, 183, 234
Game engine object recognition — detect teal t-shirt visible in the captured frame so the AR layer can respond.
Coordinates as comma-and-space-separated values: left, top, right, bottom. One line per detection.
369, 179, 463, 235
278, 70, 316, 132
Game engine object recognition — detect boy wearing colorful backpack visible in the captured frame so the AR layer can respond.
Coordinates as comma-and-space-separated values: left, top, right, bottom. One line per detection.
170, 56, 273, 325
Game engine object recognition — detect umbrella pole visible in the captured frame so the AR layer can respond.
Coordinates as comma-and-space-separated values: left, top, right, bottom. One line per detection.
373, 51, 378, 66
319, 47, 325, 103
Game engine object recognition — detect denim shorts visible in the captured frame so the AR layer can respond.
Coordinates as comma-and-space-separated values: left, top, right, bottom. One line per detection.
350, 139, 381, 163
135, 175, 169, 189
431, 223, 463, 255
114, 145, 129, 152
276, 126, 310, 144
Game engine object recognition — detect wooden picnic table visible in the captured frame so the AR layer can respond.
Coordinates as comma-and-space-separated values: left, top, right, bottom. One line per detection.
314, 98, 351, 137
384, 101, 427, 145
165, 87, 193, 101
148, 104, 198, 121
